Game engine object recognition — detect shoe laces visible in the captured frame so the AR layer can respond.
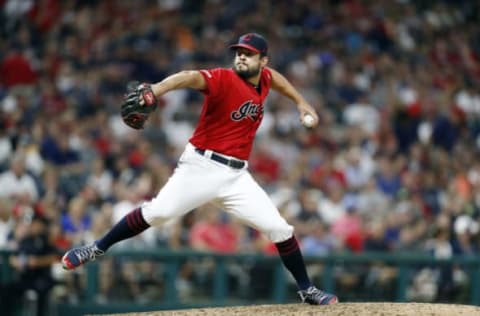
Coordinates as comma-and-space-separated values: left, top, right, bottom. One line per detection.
75, 245, 104, 263
300, 286, 328, 302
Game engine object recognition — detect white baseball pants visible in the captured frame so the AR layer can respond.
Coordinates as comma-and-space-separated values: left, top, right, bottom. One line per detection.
141, 143, 294, 243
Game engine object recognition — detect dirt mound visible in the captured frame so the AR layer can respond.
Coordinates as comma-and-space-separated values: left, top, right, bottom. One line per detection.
97, 302, 480, 316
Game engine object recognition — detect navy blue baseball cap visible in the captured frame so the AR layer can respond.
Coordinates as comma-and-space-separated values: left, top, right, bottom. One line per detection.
230, 33, 268, 55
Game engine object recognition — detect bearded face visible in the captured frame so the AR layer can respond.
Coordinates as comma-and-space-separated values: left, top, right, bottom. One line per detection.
234, 62, 261, 79
233, 48, 266, 79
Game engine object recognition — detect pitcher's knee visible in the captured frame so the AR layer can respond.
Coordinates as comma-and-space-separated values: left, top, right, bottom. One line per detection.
266, 224, 294, 243
144, 214, 171, 227
140, 202, 177, 226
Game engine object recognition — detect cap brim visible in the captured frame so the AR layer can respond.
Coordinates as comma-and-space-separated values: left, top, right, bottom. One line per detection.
229, 44, 260, 53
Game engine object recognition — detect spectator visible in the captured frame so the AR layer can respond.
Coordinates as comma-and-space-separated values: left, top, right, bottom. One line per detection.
318, 183, 346, 226
0, 47, 37, 88
60, 196, 91, 247
0, 197, 14, 249
301, 222, 339, 256
452, 215, 479, 255
331, 204, 364, 253
0, 213, 58, 316
342, 146, 375, 191
189, 206, 240, 253
86, 158, 113, 201
0, 152, 38, 203
363, 220, 390, 252
288, 188, 323, 239
375, 156, 402, 199
343, 95, 380, 137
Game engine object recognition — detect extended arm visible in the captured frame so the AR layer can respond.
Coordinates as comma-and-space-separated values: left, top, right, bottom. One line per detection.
151, 70, 207, 98
268, 67, 319, 127
121, 70, 207, 129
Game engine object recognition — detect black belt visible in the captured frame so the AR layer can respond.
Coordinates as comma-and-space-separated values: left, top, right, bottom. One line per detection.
195, 148, 246, 169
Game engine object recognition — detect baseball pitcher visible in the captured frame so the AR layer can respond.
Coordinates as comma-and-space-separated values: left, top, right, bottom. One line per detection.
62, 33, 338, 305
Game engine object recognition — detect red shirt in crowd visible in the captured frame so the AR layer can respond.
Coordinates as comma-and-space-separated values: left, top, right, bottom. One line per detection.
189, 221, 238, 253
0, 53, 37, 87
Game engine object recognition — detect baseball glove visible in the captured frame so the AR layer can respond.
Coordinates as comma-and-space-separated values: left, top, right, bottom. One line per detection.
121, 81, 158, 129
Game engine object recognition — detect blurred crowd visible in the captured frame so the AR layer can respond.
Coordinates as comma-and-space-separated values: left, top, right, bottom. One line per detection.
1, 0, 480, 309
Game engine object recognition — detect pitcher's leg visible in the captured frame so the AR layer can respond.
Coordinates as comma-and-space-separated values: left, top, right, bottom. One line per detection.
221, 175, 311, 288
221, 172, 337, 304
99, 160, 218, 250
221, 172, 294, 243
63, 151, 222, 270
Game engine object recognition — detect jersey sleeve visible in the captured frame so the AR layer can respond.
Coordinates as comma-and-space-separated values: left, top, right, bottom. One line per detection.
263, 67, 273, 83
199, 68, 225, 98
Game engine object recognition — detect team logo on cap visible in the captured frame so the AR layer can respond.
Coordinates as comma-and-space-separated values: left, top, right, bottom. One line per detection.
242, 34, 254, 42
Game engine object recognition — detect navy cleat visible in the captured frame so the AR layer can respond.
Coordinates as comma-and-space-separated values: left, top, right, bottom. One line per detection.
62, 243, 104, 270
298, 286, 338, 305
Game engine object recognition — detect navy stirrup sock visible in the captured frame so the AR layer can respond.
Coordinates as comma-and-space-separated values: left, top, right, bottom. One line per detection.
275, 235, 312, 290
96, 207, 150, 251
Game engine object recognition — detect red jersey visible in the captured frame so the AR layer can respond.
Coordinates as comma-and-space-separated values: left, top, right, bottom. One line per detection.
189, 67, 272, 160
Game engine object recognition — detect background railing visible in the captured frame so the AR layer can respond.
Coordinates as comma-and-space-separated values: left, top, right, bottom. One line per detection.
1, 249, 479, 315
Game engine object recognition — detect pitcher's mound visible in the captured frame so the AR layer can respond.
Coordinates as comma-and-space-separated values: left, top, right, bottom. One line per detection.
99, 302, 480, 316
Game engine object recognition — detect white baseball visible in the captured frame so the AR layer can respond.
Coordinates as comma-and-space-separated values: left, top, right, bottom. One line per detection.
303, 114, 315, 127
